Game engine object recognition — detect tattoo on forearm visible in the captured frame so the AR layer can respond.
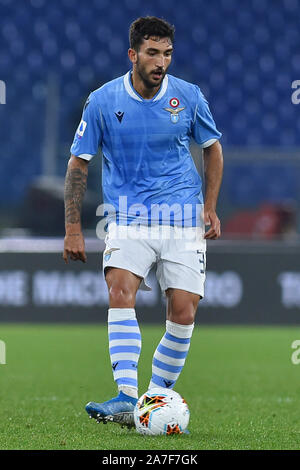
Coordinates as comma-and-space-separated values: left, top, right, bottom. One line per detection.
64, 167, 88, 224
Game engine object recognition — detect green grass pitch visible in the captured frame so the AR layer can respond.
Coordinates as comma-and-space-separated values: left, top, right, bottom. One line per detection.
0, 323, 300, 450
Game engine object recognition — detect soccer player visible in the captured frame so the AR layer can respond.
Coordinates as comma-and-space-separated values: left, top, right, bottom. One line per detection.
63, 16, 223, 428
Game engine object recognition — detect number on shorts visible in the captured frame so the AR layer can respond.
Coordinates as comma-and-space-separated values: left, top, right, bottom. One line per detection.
197, 250, 206, 274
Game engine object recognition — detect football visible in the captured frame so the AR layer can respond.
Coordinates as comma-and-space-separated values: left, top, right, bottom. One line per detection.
133, 387, 190, 435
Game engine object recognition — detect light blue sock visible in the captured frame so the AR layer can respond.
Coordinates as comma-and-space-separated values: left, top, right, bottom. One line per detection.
108, 308, 141, 399
149, 320, 194, 390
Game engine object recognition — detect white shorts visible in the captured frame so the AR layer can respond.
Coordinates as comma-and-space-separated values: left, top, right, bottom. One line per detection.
102, 223, 207, 298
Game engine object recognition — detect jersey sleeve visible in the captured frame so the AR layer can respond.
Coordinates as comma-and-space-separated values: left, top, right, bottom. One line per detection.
191, 86, 222, 148
70, 92, 103, 161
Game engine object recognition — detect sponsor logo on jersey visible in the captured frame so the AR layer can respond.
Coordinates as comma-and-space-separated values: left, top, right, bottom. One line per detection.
77, 120, 87, 138
115, 111, 124, 123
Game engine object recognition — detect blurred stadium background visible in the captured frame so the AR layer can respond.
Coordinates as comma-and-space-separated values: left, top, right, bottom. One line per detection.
0, 0, 300, 324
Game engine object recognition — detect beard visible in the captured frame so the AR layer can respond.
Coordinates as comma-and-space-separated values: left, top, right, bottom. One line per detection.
136, 57, 167, 89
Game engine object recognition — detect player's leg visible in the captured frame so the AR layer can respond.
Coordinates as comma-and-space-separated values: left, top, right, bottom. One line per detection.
148, 288, 200, 390
148, 226, 205, 391
86, 224, 156, 426
103, 232, 155, 400
106, 267, 142, 398
86, 268, 142, 426
166, 288, 200, 325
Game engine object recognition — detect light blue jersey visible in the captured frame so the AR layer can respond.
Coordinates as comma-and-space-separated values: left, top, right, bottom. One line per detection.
71, 71, 222, 226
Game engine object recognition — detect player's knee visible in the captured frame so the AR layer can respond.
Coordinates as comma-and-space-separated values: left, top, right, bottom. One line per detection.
108, 284, 136, 308
169, 304, 196, 325
167, 290, 199, 325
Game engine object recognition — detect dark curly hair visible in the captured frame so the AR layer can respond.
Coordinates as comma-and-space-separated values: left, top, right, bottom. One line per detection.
129, 16, 175, 51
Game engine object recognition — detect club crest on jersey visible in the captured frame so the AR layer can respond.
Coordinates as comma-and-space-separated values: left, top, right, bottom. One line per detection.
164, 99, 185, 123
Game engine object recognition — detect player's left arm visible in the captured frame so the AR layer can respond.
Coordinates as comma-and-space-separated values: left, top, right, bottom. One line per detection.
203, 140, 223, 240
191, 86, 223, 239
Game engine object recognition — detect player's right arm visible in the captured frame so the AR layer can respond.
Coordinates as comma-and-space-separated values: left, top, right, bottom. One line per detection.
63, 91, 103, 263
63, 155, 88, 263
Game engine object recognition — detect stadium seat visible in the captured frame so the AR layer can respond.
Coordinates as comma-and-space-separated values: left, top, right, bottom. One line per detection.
0, 1, 299, 203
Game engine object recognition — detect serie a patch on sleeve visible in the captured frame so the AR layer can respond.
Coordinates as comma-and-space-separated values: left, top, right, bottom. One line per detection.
77, 120, 87, 138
